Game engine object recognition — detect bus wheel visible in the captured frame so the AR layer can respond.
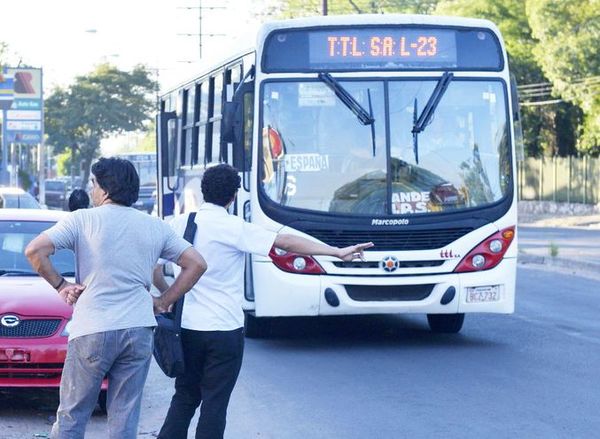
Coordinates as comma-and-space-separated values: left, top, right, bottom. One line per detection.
97, 390, 107, 414
427, 313, 465, 333
244, 313, 272, 338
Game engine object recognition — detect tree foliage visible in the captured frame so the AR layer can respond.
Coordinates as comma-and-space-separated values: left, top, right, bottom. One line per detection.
45, 63, 156, 184
279, 0, 438, 17
526, 0, 600, 154
271, 0, 597, 155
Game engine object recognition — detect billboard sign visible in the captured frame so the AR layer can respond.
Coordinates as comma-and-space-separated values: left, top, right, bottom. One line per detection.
2, 67, 43, 145
0, 72, 14, 110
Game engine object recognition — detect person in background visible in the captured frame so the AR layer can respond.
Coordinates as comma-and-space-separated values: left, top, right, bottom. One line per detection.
68, 189, 90, 211
153, 163, 373, 439
25, 157, 207, 439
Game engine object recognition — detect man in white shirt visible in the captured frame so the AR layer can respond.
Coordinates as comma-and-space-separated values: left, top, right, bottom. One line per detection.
154, 164, 372, 439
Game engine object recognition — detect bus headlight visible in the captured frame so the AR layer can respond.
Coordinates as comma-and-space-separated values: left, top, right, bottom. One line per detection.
471, 254, 486, 268
269, 246, 325, 275
454, 226, 515, 273
274, 248, 287, 256
293, 257, 307, 271
489, 239, 503, 253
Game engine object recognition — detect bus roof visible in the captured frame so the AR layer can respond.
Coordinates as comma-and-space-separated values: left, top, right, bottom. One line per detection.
258, 14, 501, 39
161, 14, 503, 97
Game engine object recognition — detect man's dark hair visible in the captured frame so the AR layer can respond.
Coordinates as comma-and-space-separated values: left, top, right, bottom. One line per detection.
68, 189, 90, 211
201, 164, 241, 207
91, 157, 139, 207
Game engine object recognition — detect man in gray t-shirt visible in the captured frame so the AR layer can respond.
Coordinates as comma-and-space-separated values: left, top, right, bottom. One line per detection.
26, 157, 207, 439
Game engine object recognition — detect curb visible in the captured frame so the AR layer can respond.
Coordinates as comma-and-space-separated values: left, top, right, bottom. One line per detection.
518, 253, 600, 274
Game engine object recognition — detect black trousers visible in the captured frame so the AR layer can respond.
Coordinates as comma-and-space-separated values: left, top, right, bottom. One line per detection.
158, 327, 245, 439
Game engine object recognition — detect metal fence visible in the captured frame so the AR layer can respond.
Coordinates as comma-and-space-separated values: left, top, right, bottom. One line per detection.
517, 156, 600, 204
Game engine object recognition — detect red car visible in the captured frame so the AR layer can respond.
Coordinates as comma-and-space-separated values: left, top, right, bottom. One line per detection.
0, 209, 107, 410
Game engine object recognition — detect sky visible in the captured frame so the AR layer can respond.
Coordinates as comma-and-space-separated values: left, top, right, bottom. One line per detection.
0, 0, 267, 93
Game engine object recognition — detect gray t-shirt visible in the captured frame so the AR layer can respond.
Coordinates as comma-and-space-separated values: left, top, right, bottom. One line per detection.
44, 204, 191, 340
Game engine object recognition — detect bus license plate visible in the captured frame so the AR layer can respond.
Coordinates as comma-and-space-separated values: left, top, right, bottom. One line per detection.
466, 286, 500, 303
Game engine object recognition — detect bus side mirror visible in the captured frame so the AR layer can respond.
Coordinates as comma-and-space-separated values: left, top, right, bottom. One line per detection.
221, 80, 254, 170
510, 74, 525, 161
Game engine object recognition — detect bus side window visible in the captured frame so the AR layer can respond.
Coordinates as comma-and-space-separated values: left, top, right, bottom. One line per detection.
243, 90, 254, 174
197, 81, 209, 166
208, 74, 224, 163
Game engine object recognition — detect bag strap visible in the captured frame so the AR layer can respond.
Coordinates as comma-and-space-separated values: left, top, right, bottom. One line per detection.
173, 212, 197, 327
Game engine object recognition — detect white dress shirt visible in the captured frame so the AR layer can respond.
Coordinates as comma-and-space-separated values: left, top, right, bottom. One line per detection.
168, 203, 277, 331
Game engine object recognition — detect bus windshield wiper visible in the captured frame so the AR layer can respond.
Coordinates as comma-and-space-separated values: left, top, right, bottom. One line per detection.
318, 72, 377, 156
411, 72, 454, 164
318, 73, 374, 126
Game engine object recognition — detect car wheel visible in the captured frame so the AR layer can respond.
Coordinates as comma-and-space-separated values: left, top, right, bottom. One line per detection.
244, 313, 272, 338
427, 313, 465, 333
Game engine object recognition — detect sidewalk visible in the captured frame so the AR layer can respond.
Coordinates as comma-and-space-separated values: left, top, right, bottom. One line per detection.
517, 201, 600, 277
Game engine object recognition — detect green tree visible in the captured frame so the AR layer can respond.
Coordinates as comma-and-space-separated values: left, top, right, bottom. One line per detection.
526, 0, 600, 154
136, 120, 157, 153
435, 0, 581, 156
277, 0, 439, 17
45, 63, 157, 185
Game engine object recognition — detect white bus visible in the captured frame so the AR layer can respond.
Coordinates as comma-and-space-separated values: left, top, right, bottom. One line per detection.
157, 15, 520, 336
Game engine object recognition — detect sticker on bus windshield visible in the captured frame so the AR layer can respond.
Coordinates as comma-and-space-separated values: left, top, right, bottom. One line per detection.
298, 83, 335, 107
391, 191, 431, 214
284, 154, 330, 172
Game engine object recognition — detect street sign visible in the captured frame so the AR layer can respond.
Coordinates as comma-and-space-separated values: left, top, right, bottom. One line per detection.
6, 120, 42, 131
6, 110, 42, 120
2, 67, 43, 145
0, 72, 14, 110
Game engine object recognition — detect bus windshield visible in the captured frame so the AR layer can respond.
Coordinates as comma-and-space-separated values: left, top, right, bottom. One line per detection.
260, 78, 511, 216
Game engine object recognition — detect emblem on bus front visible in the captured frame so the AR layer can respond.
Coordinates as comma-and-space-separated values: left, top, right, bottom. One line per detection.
380, 256, 400, 272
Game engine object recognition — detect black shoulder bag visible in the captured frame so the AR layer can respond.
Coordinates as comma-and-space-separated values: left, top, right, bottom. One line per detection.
153, 212, 197, 378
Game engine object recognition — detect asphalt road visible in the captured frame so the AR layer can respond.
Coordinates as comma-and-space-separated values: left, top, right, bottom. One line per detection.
1, 265, 599, 438
518, 225, 600, 266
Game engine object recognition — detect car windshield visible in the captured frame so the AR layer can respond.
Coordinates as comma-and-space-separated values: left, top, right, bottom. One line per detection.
0, 221, 75, 276
1, 194, 41, 209
260, 79, 511, 216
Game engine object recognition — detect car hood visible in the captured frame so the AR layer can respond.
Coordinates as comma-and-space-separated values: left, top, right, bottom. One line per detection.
0, 277, 72, 319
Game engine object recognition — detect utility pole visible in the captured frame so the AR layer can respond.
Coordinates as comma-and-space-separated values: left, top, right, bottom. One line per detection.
322, 0, 328, 15
177, 0, 225, 61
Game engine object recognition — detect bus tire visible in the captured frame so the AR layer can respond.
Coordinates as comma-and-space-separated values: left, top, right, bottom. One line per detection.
427, 313, 465, 333
244, 313, 272, 338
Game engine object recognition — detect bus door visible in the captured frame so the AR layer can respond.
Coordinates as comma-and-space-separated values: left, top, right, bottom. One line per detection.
157, 109, 180, 218
223, 68, 256, 304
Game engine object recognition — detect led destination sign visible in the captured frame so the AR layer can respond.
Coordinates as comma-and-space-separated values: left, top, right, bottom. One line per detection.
310, 29, 457, 66
263, 26, 503, 72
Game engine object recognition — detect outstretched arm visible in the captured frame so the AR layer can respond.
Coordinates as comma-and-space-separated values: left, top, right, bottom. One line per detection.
273, 234, 373, 261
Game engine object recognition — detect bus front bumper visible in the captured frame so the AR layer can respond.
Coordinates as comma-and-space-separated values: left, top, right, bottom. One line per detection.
251, 258, 516, 317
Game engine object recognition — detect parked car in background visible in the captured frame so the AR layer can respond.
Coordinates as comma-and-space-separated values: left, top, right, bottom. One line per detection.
0, 187, 41, 209
0, 209, 107, 410
44, 179, 69, 210
133, 184, 156, 214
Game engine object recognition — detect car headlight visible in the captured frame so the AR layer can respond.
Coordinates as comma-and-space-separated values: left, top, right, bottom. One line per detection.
61, 319, 73, 337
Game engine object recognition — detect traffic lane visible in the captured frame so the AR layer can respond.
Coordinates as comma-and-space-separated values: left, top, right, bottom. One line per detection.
226, 266, 600, 439
518, 225, 600, 264
2, 266, 599, 438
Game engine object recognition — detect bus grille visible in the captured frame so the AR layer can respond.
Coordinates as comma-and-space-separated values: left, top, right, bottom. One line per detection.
0, 319, 61, 338
306, 228, 473, 251
345, 284, 435, 301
